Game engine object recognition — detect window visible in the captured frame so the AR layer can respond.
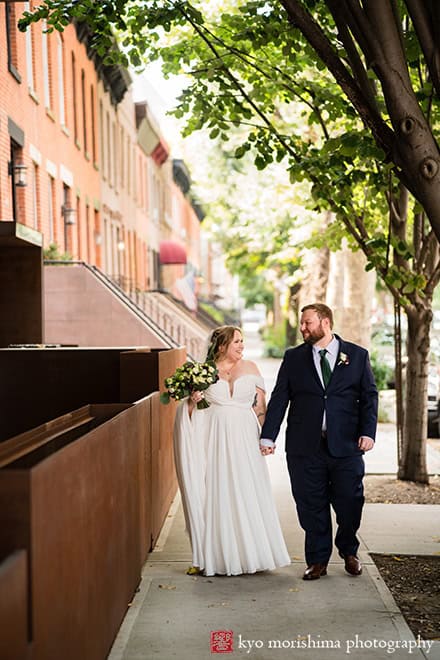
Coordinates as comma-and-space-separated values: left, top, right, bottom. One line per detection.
126, 136, 131, 194
81, 69, 87, 154
85, 204, 91, 261
99, 101, 104, 170
62, 184, 71, 253
90, 85, 97, 163
57, 34, 66, 126
120, 127, 124, 188
76, 198, 82, 259
6, 2, 20, 80
24, 2, 36, 93
106, 111, 111, 182
42, 20, 51, 108
47, 175, 55, 244
132, 144, 137, 201
71, 53, 78, 142
113, 121, 117, 188
10, 141, 22, 222
32, 163, 40, 230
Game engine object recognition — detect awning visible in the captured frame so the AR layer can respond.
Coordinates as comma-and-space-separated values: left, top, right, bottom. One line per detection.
159, 240, 187, 265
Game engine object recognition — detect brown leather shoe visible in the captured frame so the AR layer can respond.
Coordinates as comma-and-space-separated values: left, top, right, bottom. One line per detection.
303, 563, 328, 580
343, 555, 362, 576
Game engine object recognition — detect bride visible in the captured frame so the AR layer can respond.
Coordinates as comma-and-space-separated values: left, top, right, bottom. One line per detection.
173, 325, 290, 576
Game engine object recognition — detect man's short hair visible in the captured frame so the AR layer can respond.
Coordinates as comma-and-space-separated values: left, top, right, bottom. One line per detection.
301, 303, 334, 329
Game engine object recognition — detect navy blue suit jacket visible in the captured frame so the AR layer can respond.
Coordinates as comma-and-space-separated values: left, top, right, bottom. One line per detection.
261, 335, 378, 457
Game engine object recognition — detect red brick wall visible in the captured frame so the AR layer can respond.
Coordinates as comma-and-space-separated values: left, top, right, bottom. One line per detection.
0, 4, 99, 255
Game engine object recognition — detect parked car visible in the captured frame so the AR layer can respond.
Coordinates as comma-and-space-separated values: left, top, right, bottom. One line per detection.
427, 365, 440, 438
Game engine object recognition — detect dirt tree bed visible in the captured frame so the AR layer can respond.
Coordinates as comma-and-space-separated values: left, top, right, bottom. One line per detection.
370, 554, 440, 640
364, 475, 440, 641
364, 475, 440, 504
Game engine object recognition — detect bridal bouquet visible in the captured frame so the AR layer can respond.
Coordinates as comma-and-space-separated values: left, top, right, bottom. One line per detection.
160, 360, 219, 409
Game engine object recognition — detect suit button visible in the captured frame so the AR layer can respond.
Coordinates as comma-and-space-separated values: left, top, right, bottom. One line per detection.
324, 395, 328, 399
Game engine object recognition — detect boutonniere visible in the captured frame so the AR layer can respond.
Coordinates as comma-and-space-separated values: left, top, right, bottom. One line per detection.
337, 352, 350, 366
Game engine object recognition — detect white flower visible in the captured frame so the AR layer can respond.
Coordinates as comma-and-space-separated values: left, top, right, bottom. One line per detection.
338, 352, 350, 366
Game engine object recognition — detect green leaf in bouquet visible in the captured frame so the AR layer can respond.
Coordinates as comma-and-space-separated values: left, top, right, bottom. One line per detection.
160, 392, 171, 405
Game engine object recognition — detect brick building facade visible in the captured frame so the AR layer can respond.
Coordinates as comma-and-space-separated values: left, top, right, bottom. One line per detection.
0, 2, 203, 303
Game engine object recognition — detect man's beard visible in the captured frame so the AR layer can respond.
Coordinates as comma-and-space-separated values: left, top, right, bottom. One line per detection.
302, 323, 325, 345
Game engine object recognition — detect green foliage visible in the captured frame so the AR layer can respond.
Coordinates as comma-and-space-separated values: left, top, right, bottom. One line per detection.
262, 323, 289, 358
199, 302, 226, 325
370, 352, 394, 391
43, 243, 73, 261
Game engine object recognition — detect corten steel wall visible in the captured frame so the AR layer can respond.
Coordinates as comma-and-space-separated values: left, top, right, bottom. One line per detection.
0, 550, 29, 660
0, 347, 123, 442
155, 347, 183, 542
0, 346, 184, 657
120, 346, 185, 544
0, 403, 146, 660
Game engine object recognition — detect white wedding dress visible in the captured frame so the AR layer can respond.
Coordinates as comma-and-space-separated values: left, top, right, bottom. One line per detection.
173, 374, 290, 576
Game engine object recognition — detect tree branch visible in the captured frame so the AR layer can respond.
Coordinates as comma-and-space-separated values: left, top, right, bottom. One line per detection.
405, 0, 440, 96
178, 4, 300, 162
325, 0, 379, 114
279, 0, 396, 156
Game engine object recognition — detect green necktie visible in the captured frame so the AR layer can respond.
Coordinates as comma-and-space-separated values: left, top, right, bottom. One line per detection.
319, 349, 332, 388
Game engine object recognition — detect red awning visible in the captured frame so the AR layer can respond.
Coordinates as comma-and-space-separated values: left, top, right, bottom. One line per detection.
151, 139, 169, 165
159, 240, 187, 265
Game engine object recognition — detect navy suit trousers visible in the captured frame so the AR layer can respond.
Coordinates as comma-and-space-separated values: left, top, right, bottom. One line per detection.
287, 439, 365, 565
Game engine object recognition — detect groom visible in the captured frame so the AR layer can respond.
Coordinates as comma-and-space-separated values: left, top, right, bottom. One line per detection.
260, 303, 378, 580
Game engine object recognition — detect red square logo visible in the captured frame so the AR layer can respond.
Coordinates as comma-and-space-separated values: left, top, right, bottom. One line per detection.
210, 630, 233, 653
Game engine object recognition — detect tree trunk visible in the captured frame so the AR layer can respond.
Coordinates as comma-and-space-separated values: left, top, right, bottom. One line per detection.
341, 247, 375, 349
326, 244, 375, 348
399, 303, 432, 483
298, 245, 330, 310
326, 249, 345, 329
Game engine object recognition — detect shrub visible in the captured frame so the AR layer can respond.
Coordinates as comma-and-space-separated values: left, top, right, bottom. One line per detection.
370, 352, 394, 391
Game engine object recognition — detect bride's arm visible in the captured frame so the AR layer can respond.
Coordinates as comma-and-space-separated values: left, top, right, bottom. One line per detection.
253, 386, 267, 426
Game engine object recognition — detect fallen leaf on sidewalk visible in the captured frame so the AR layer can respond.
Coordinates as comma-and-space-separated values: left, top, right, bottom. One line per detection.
158, 584, 176, 590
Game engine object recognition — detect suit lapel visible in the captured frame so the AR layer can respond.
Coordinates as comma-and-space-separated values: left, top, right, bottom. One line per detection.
328, 336, 350, 387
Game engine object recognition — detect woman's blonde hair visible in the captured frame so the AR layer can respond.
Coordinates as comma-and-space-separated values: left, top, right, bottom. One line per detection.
206, 325, 242, 361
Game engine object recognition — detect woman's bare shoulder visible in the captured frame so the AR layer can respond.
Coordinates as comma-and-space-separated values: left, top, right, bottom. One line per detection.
239, 359, 261, 375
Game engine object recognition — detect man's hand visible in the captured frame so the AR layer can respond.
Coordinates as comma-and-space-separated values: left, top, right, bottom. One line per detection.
260, 444, 275, 456
358, 436, 374, 451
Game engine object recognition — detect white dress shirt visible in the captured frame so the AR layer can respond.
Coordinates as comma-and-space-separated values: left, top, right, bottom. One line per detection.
312, 336, 339, 386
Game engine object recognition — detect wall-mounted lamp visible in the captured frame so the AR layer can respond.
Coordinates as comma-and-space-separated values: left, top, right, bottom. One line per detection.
62, 205, 76, 225
9, 161, 28, 187
117, 240, 125, 252
94, 232, 103, 246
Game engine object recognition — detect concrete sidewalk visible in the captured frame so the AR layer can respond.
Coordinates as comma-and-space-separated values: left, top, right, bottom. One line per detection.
109, 454, 440, 659
108, 344, 440, 659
